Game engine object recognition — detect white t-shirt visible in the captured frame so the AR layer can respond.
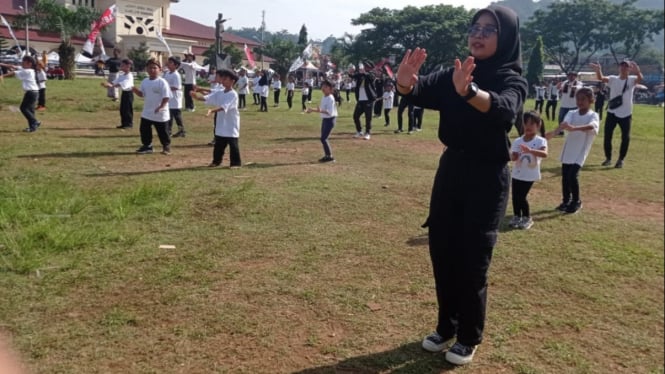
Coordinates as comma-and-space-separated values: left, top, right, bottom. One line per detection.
606, 75, 637, 118
560, 109, 599, 166
113, 72, 134, 91
180, 61, 203, 85
319, 94, 337, 119
163, 70, 183, 109
236, 76, 249, 94
535, 86, 546, 100
36, 70, 47, 89
511, 135, 548, 182
272, 80, 282, 90
15, 68, 38, 91
139, 77, 171, 122
559, 80, 583, 108
302, 87, 309, 97
286, 82, 295, 91
252, 77, 261, 93
205, 88, 239, 137
260, 84, 269, 98
383, 91, 394, 109
548, 84, 559, 100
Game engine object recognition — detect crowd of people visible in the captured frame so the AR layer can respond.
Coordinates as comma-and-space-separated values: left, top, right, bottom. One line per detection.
0, 4, 651, 367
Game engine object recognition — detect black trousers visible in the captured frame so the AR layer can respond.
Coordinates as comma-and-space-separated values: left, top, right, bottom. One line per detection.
212, 136, 241, 166
274, 89, 281, 105
397, 97, 414, 131
603, 112, 631, 161
184, 84, 195, 110
352, 100, 373, 133
20, 90, 39, 128
287, 90, 294, 109
139, 117, 170, 148
561, 163, 582, 204
373, 99, 382, 116
238, 94, 246, 109
594, 100, 605, 121
545, 100, 558, 121
120, 90, 134, 127
427, 150, 509, 346
534, 99, 543, 114
511, 178, 534, 217
301, 95, 308, 110
414, 108, 424, 129
383, 108, 391, 125
167, 108, 184, 134
253, 93, 260, 104
260, 96, 268, 112
38, 88, 46, 107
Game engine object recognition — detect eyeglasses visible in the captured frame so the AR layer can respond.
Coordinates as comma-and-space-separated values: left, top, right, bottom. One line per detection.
468, 25, 498, 39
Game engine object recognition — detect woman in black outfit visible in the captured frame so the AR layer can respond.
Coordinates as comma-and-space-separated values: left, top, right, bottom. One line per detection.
396, 5, 527, 366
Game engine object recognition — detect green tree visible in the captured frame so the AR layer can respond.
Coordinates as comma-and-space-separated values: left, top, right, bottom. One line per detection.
14, 0, 99, 79
350, 5, 472, 74
259, 32, 299, 79
297, 24, 308, 47
525, 36, 544, 89
127, 42, 150, 72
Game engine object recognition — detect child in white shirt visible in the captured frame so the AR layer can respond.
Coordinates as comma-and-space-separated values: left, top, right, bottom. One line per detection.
131, 58, 172, 155
381, 83, 394, 127
306, 80, 337, 163
1, 56, 41, 132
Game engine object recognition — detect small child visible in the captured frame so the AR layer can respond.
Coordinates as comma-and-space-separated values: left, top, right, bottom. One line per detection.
381, 82, 394, 127
509, 110, 548, 229
301, 82, 310, 112
286, 76, 295, 110
0, 56, 41, 132
101, 58, 134, 129
131, 58, 172, 155
272, 73, 281, 107
193, 69, 241, 168
164, 56, 186, 137
546, 87, 599, 214
35, 61, 47, 110
306, 80, 338, 163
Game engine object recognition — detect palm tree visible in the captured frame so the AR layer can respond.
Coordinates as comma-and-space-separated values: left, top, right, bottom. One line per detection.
15, 0, 99, 79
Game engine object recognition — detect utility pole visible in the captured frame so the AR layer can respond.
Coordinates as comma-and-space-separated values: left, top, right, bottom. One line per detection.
260, 10, 265, 69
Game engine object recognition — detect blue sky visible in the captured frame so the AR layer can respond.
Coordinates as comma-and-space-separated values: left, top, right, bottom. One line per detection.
170, 0, 493, 41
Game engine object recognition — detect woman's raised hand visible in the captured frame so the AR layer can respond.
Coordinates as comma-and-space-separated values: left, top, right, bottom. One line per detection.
396, 48, 427, 88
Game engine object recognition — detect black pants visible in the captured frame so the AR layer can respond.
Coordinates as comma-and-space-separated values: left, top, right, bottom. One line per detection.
352, 100, 373, 134
302, 95, 308, 111
383, 108, 391, 125
397, 98, 414, 131
184, 84, 195, 110
274, 89, 281, 105
427, 149, 509, 346
414, 108, 424, 129
511, 178, 534, 217
212, 136, 241, 166
139, 117, 170, 149
120, 90, 134, 127
167, 108, 184, 135
345, 89, 351, 102
534, 99, 543, 114
594, 100, 605, 121
253, 93, 260, 105
20, 90, 39, 128
260, 96, 268, 112
603, 112, 631, 161
545, 100, 558, 121
287, 90, 294, 109
38, 88, 46, 107
238, 94, 246, 109
561, 163, 582, 204
373, 99, 382, 117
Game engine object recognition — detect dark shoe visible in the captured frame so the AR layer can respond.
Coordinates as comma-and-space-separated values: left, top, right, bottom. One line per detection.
445, 342, 477, 365
208, 162, 220, 167
422, 332, 454, 353
136, 145, 153, 154
565, 200, 582, 214
23, 126, 36, 132
117, 124, 133, 129
394, 129, 403, 133
556, 202, 570, 212
172, 131, 186, 138
615, 160, 624, 168
601, 159, 612, 166
161, 146, 171, 155
318, 156, 335, 163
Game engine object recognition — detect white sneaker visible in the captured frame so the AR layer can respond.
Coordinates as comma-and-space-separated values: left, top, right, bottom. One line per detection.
353, 132, 363, 138
508, 216, 521, 228
422, 332, 454, 352
363, 133, 371, 140
520, 217, 534, 230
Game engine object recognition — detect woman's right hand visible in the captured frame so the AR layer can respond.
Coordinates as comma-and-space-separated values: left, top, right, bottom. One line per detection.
396, 48, 427, 88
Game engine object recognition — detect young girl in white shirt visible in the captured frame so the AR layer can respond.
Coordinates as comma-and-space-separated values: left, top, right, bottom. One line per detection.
306, 80, 337, 163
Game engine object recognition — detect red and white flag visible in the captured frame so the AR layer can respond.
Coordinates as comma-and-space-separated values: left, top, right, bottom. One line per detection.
244, 44, 255, 68
82, 5, 116, 58
383, 64, 394, 80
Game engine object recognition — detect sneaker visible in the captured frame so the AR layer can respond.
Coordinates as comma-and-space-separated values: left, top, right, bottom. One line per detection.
363, 133, 371, 140
116, 124, 133, 129
508, 216, 521, 228
353, 132, 363, 138
601, 159, 612, 166
34, 121, 41, 128
407, 130, 414, 134
23, 126, 36, 132
416, 127, 422, 132
394, 129, 403, 134
422, 332, 454, 353
520, 217, 534, 230
172, 131, 186, 138
565, 200, 582, 214
230, 165, 242, 169
556, 202, 570, 212
318, 155, 335, 163
445, 342, 477, 365
136, 145, 153, 154
384, 123, 390, 127
161, 146, 171, 155
208, 162, 220, 167
615, 159, 624, 168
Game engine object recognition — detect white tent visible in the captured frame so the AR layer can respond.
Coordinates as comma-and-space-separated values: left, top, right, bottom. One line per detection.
75, 53, 92, 64
46, 51, 59, 64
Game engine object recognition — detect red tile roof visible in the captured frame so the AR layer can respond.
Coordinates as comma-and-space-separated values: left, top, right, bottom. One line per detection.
165, 15, 261, 48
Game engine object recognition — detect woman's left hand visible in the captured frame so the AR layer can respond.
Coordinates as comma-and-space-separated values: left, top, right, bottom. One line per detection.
453, 56, 476, 96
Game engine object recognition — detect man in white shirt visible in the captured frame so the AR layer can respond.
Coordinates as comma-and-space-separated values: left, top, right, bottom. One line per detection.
590, 59, 643, 169
557, 72, 583, 124
180, 52, 203, 111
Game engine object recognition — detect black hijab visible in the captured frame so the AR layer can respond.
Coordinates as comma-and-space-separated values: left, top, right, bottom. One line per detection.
470, 5, 523, 85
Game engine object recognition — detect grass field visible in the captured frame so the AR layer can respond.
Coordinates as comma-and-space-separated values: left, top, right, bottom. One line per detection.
0, 77, 663, 374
